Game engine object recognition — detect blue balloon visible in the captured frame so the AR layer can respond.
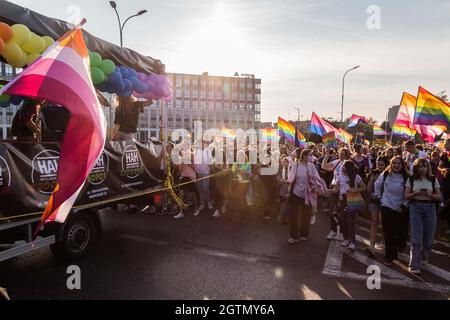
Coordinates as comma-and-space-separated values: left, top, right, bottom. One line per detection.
123, 79, 133, 92
108, 71, 122, 85
135, 82, 148, 94
128, 68, 138, 79
119, 66, 129, 79
129, 77, 140, 90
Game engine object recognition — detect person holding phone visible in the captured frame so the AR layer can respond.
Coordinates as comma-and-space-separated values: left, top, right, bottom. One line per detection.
405, 158, 441, 274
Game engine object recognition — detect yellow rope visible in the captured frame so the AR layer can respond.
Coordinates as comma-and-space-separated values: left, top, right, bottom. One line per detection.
0, 169, 230, 222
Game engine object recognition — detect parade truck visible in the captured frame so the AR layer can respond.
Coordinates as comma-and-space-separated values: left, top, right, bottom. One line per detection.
0, 1, 167, 262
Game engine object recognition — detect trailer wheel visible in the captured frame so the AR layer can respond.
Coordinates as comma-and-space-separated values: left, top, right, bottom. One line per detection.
50, 213, 97, 262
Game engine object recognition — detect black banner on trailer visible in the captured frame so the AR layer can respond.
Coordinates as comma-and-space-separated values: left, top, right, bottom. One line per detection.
0, 141, 165, 220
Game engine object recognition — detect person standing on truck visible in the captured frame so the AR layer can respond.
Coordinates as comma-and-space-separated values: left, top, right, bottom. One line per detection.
10, 98, 42, 142
111, 95, 153, 141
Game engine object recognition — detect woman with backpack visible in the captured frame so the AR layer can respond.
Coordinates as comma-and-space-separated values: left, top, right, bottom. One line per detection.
374, 156, 410, 265
405, 158, 441, 274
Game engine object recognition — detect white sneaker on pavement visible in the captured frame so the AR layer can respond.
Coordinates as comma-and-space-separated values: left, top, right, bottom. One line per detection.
347, 243, 356, 250
174, 212, 184, 219
336, 233, 344, 241
310, 214, 316, 225
213, 210, 221, 218
341, 240, 350, 247
208, 201, 214, 210
194, 208, 201, 216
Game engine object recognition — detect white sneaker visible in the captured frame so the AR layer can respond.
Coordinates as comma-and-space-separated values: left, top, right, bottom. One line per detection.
198, 204, 205, 212
327, 231, 337, 240
208, 201, 213, 210
310, 214, 316, 225
194, 208, 201, 216
336, 233, 344, 241
174, 213, 184, 219
341, 240, 350, 247
213, 210, 221, 218
348, 243, 356, 250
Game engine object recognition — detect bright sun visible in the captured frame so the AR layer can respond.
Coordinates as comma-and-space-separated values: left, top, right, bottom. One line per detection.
177, 3, 249, 74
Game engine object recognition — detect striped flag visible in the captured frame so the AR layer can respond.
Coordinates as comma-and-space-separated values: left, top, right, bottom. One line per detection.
295, 127, 306, 148
260, 128, 278, 143
310, 112, 338, 136
414, 86, 450, 127
373, 124, 388, 136
222, 127, 236, 139
392, 92, 417, 139
0, 22, 107, 225
278, 117, 295, 144
348, 114, 369, 128
337, 128, 353, 144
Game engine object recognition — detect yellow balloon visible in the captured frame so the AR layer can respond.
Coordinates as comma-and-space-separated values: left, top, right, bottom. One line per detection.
41, 36, 54, 51
27, 52, 41, 65
7, 49, 27, 68
1, 42, 22, 61
10, 24, 31, 45
22, 32, 45, 54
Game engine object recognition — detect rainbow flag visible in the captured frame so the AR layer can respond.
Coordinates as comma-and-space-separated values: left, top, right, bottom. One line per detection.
392, 92, 417, 139
337, 128, 353, 144
348, 114, 369, 128
260, 128, 277, 142
0, 22, 107, 225
434, 140, 445, 150
346, 192, 366, 213
310, 112, 338, 136
373, 124, 388, 136
323, 131, 337, 148
414, 86, 450, 127
295, 128, 306, 148
373, 139, 391, 147
278, 117, 295, 144
222, 127, 236, 139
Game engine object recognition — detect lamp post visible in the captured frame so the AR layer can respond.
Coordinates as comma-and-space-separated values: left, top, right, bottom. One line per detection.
294, 107, 301, 128
341, 66, 360, 125
109, 1, 148, 47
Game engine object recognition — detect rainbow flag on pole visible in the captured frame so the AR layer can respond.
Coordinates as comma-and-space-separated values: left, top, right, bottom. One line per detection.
337, 128, 353, 144
414, 86, 450, 127
295, 128, 307, 148
348, 114, 369, 128
323, 131, 337, 148
0, 21, 107, 225
222, 127, 236, 139
278, 117, 295, 144
373, 124, 388, 136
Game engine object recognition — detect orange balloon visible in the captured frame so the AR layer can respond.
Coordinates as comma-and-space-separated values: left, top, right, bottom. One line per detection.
0, 38, 5, 54
0, 22, 13, 42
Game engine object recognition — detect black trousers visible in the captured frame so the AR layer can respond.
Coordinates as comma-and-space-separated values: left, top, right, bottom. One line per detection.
289, 194, 312, 239
381, 206, 409, 261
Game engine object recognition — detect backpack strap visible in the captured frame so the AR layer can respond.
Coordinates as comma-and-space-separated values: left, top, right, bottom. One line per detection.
380, 171, 389, 198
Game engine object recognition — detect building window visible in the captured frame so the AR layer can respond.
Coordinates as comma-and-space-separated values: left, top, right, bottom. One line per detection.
184, 90, 190, 98
247, 81, 253, 89
209, 80, 215, 87
176, 89, 182, 97
224, 102, 229, 110
239, 81, 245, 89
232, 93, 237, 100
200, 101, 206, 109
176, 100, 182, 108
232, 103, 237, 110
216, 92, 222, 99
239, 104, 245, 111
216, 102, 221, 110
192, 78, 199, 86
256, 83, 261, 89
192, 90, 198, 98
232, 81, 237, 88
200, 91, 206, 99
201, 79, 207, 87
184, 78, 190, 86
176, 76, 182, 87
208, 92, 214, 99
256, 94, 261, 102
247, 94, 253, 101
209, 101, 214, 110
240, 93, 245, 101
192, 101, 198, 108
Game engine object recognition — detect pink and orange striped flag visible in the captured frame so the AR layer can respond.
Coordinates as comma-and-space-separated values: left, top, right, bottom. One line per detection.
0, 22, 107, 225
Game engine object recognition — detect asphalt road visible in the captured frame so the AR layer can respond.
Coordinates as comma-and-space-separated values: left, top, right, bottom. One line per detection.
1, 204, 449, 300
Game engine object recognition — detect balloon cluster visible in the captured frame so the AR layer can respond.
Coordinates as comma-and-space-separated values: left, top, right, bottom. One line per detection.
97, 66, 173, 100
0, 23, 54, 68
0, 21, 173, 101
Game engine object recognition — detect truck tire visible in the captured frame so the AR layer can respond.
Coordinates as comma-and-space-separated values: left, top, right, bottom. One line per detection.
50, 212, 97, 262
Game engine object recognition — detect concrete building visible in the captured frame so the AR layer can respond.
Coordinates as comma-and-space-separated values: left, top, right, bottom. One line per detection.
388, 105, 400, 128
0, 67, 262, 141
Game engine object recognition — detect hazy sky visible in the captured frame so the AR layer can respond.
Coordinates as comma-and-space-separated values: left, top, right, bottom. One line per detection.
8, 0, 450, 123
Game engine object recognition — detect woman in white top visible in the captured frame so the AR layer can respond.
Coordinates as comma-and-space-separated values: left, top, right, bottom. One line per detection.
405, 158, 441, 274
287, 149, 322, 243
374, 156, 409, 265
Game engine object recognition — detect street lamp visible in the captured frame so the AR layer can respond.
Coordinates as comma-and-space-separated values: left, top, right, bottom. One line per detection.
341, 65, 360, 125
109, 1, 148, 47
294, 107, 301, 129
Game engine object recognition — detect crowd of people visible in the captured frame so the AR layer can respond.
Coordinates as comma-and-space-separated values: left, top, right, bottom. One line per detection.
159, 138, 450, 275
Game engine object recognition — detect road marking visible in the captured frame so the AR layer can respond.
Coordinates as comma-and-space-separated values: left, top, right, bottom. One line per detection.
355, 235, 450, 282
323, 239, 342, 273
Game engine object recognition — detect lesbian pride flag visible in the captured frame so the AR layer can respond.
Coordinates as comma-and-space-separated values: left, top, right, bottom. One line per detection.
0, 22, 107, 225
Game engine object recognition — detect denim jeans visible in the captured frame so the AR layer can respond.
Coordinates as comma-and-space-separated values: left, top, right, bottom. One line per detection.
196, 173, 211, 204
409, 202, 437, 269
